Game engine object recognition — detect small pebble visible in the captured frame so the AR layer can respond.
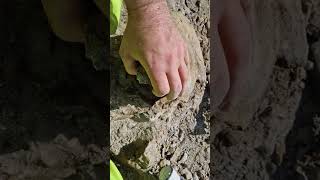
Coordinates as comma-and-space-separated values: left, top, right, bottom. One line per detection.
159, 159, 170, 167
299, 81, 305, 89
179, 153, 188, 164
193, 174, 200, 180
179, 131, 185, 141
181, 168, 193, 180
305, 60, 314, 70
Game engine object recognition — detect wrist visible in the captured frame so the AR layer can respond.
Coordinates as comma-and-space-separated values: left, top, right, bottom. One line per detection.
126, 1, 171, 26
125, 0, 165, 12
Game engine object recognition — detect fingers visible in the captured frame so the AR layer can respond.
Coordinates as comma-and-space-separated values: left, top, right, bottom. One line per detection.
148, 50, 188, 100
179, 61, 188, 94
120, 53, 137, 75
179, 46, 189, 96
149, 70, 170, 97
146, 53, 187, 100
119, 37, 189, 100
119, 48, 187, 100
211, 28, 230, 110
167, 69, 182, 100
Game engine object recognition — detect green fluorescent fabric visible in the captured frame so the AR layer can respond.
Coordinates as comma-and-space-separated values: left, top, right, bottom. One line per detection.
110, 0, 122, 34
110, 160, 123, 180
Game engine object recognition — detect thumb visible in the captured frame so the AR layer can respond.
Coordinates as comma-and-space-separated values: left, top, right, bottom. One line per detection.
120, 53, 137, 75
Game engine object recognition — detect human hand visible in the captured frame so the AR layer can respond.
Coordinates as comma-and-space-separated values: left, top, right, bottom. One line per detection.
120, 1, 189, 100
212, 0, 251, 111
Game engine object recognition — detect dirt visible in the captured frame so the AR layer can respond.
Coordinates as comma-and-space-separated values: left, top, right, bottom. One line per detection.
272, 1, 320, 179
5, 0, 320, 179
0, 0, 211, 180
0, 0, 107, 179
211, 0, 320, 179
272, 76, 320, 180
110, 1, 211, 178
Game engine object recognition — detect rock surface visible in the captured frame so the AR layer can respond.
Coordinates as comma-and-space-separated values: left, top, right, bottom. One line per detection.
110, 11, 209, 178
211, 0, 312, 179
273, 1, 320, 179
0, 135, 107, 180
0, 0, 210, 179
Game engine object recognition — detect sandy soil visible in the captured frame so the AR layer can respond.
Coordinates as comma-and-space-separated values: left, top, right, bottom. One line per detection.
0, 0, 210, 180
273, 1, 320, 178
110, 1, 210, 179
2, 0, 319, 180
211, 0, 320, 179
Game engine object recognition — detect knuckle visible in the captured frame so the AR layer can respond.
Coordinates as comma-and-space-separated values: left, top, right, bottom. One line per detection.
144, 54, 155, 67
175, 83, 182, 93
149, 60, 164, 72
181, 76, 187, 85
148, 60, 157, 70
172, 81, 182, 94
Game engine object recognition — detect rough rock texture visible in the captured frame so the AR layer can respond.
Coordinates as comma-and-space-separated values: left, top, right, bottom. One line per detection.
0, 0, 210, 179
110, 11, 209, 179
0, 135, 107, 180
170, 0, 211, 74
272, 1, 320, 179
312, 41, 320, 90
111, 0, 210, 179
312, 41, 320, 71
211, 0, 310, 179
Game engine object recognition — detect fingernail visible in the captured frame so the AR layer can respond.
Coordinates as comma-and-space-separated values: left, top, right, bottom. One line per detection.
167, 92, 178, 101
152, 90, 163, 97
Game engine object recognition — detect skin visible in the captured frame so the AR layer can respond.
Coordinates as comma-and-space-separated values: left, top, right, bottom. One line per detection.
41, 0, 189, 100
121, 0, 189, 100
41, 0, 251, 107
212, 0, 251, 112
41, 0, 87, 43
